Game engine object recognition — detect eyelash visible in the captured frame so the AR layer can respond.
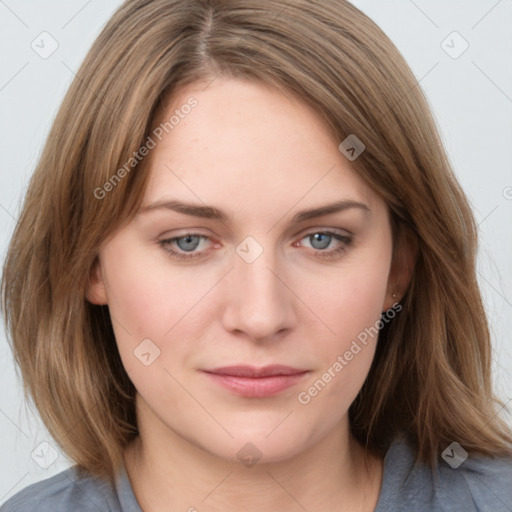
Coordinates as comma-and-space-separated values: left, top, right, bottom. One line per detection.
294, 231, 353, 260
159, 231, 353, 261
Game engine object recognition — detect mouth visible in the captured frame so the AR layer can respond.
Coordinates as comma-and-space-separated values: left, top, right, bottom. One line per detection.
201, 365, 310, 398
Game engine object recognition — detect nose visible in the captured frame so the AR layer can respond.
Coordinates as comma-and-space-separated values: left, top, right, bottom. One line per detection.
221, 247, 298, 342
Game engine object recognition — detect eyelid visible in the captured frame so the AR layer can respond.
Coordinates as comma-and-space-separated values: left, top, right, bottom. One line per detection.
298, 225, 352, 236
292, 226, 352, 245
159, 227, 215, 238
160, 233, 218, 245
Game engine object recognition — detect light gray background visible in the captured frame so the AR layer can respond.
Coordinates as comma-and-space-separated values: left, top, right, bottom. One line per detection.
0, 0, 511, 503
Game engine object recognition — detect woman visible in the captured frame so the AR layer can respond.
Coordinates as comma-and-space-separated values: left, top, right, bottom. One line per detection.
2, 0, 511, 510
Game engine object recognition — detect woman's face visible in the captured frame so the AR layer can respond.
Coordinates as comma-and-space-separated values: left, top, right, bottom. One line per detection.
89, 77, 401, 464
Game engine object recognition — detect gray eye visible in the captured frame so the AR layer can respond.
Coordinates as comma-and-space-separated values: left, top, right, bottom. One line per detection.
176, 235, 201, 252
309, 233, 331, 250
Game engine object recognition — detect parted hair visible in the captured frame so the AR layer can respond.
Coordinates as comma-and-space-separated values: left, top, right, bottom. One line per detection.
2, 0, 511, 486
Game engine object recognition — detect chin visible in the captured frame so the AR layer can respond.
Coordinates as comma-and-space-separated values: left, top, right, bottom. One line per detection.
203, 426, 315, 466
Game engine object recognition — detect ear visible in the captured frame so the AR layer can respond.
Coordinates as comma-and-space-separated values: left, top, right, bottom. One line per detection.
85, 256, 108, 305
382, 225, 418, 312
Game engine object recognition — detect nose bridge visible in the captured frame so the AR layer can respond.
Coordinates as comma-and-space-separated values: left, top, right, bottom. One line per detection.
221, 240, 296, 340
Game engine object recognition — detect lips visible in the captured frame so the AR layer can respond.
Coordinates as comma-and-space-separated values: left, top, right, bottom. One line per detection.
203, 364, 309, 378
201, 365, 310, 398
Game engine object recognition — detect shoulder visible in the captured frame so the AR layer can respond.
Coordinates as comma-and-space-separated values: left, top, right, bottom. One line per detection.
376, 434, 512, 512
0, 466, 122, 512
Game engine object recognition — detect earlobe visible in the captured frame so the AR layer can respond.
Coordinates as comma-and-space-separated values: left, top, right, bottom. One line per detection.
85, 257, 108, 305
383, 226, 418, 311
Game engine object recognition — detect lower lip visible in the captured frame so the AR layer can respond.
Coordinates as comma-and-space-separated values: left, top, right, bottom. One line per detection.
202, 371, 309, 398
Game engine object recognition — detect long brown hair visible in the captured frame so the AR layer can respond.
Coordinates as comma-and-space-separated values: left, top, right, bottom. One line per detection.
2, 0, 511, 486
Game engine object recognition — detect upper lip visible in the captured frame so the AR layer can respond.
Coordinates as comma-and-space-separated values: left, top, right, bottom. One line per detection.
203, 365, 309, 378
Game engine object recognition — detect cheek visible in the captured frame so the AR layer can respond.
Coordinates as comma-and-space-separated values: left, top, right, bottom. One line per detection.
293, 239, 392, 408
100, 239, 224, 391
101, 237, 206, 337
295, 288, 383, 420
298, 241, 391, 347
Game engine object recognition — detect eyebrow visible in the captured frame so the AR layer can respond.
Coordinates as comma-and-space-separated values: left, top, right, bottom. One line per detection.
138, 199, 370, 223
291, 200, 370, 222
139, 200, 229, 221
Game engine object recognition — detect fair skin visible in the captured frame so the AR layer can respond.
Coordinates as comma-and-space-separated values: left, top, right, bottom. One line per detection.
87, 77, 413, 511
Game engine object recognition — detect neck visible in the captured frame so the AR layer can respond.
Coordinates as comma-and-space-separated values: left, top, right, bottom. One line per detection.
123, 396, 383, 512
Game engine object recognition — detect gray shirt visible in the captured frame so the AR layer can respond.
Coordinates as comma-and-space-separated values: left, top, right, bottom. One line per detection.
2, 435, 512, 511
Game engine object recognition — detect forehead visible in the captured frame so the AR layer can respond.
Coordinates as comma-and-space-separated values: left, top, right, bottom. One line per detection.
143, 78, 380, 217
